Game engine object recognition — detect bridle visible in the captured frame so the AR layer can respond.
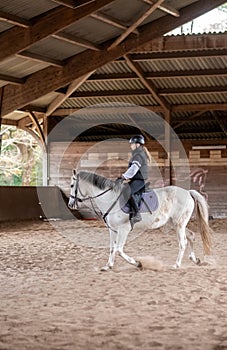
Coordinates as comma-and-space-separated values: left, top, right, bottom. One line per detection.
69, 174, 123, 230
69, 174, 112, 210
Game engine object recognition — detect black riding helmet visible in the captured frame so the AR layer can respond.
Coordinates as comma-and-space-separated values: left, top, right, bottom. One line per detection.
129, 135, 145, 145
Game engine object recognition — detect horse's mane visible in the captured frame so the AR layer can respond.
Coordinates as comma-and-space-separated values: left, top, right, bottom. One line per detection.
78, 171, 119, 191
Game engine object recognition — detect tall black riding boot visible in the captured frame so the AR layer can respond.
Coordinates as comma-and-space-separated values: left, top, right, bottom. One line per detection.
128, 195, 142, 227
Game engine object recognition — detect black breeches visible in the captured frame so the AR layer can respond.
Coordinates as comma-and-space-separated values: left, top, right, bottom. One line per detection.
128, 180, 145, 214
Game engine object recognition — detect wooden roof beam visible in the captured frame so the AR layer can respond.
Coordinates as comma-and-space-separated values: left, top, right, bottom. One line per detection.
65, 86, 227, 98
53, 32, 101, 51
18, 51, 64, 67
0, 0, 115, 62
91, 12, 139, 35
143, 0, 179, 17
124, 54, 170, 111
172, 103, 227, 112
0, 10, 31, 28
173, 111, 206, 130
1, 0, 225, 116
68, 88, 150, 97
108, 0, 165, 50
159, 86, 227, 95
46, 71, 94, 116
50, 0, 76, 8
0, 74, 24, 85
51, 102, 227, 116
89, 68, 227, 81
0, 118, 18, 126
50, 0, 95, 9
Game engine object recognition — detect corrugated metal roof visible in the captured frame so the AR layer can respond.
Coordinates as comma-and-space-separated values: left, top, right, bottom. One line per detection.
96, 61, 132, 74
0, 0, 226, 141
0, 56, 49, 78
61, 94, 159, 108
64, 17, 121, 44
28, 37, 85, 61
77, 78, 145, 91
0, 0, 58, 19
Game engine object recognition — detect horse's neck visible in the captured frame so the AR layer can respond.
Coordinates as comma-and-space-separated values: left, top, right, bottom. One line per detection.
84, 181, 119, 211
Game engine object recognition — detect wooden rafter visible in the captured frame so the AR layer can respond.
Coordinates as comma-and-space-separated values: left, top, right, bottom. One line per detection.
143, 0, 179, 17
50, 0, 95, 9
89, 68, 227, 81
1, 0, 225, 116
46, 71, 95, 116
91, 12, 139, 35
172, 104, 227, 112
0, 0, 115, 63
65, 86, 227, 98
53, 32, 101, 51
108, 0, 165, 50
50, 0, 76, 8
173, 111, 206, 130
124, 54, 170, 111
20, 105, 47, 114
27, 112, 47, 151
62, 88, 150, 97
0, 10, 31, 28
46, 103, 227, 116
159, 86, 227, 95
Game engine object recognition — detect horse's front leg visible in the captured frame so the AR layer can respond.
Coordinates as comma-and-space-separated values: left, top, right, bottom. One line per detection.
100, 228, 117, 271
117, 225, 141, 268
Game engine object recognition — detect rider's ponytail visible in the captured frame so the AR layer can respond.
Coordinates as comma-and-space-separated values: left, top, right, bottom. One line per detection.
142, 146, 152, 165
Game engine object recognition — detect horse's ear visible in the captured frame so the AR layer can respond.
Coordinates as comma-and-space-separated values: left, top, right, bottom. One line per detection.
73, 169, 77, 176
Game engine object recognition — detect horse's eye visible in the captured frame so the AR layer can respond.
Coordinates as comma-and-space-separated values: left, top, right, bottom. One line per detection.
70, 184, 73, 188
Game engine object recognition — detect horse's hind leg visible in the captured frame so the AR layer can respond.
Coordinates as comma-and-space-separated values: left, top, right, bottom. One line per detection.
186, 229, 201, 265
174, 225, 188, 268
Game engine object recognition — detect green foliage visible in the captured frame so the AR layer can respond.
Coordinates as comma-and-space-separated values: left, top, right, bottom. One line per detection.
0, 126, 43, 186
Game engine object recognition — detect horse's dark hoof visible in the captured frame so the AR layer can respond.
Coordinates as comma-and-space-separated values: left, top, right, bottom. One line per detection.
136, 261, 142, 269
196, 258, 201, 265
100, 265, 112, 271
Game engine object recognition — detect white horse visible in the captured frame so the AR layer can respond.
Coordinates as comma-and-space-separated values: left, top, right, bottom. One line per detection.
68, 170, 212, 271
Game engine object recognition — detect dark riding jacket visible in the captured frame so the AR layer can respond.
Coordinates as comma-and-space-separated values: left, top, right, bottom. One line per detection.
123, 146, 148, 181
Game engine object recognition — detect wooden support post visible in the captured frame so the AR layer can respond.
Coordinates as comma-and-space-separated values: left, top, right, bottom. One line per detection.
164, 109, 171, 186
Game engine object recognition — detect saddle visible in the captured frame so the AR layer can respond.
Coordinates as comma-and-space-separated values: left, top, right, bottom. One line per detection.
120, 184, 159, 214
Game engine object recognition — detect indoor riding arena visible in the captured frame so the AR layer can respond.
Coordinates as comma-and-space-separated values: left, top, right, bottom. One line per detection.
0, 1, 227, 349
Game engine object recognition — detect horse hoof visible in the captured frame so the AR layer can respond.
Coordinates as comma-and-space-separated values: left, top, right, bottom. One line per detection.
172, 264, 179, 269
136, 261, 142, 269
196, 258, 201, 265
100, 265, 112, 272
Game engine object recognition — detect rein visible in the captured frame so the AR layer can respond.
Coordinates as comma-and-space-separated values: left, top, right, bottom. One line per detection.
70, 175, 121, 224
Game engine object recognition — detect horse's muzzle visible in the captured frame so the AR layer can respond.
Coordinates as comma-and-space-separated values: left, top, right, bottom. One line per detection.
68, 196, 75, 209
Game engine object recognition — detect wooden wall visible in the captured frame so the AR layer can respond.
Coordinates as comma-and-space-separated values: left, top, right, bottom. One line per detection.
49, 140, 227, 218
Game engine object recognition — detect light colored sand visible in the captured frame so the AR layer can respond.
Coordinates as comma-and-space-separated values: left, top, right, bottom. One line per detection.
0, 218, 227, 349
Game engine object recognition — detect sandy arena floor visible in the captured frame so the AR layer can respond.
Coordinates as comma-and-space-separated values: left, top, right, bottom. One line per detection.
0, 218, 227, 350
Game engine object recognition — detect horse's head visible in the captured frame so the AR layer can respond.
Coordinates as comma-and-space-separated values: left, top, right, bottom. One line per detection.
68, 169, 80, 209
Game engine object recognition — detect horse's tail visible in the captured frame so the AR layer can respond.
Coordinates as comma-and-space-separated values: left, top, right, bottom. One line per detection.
189, 190, 212, 255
